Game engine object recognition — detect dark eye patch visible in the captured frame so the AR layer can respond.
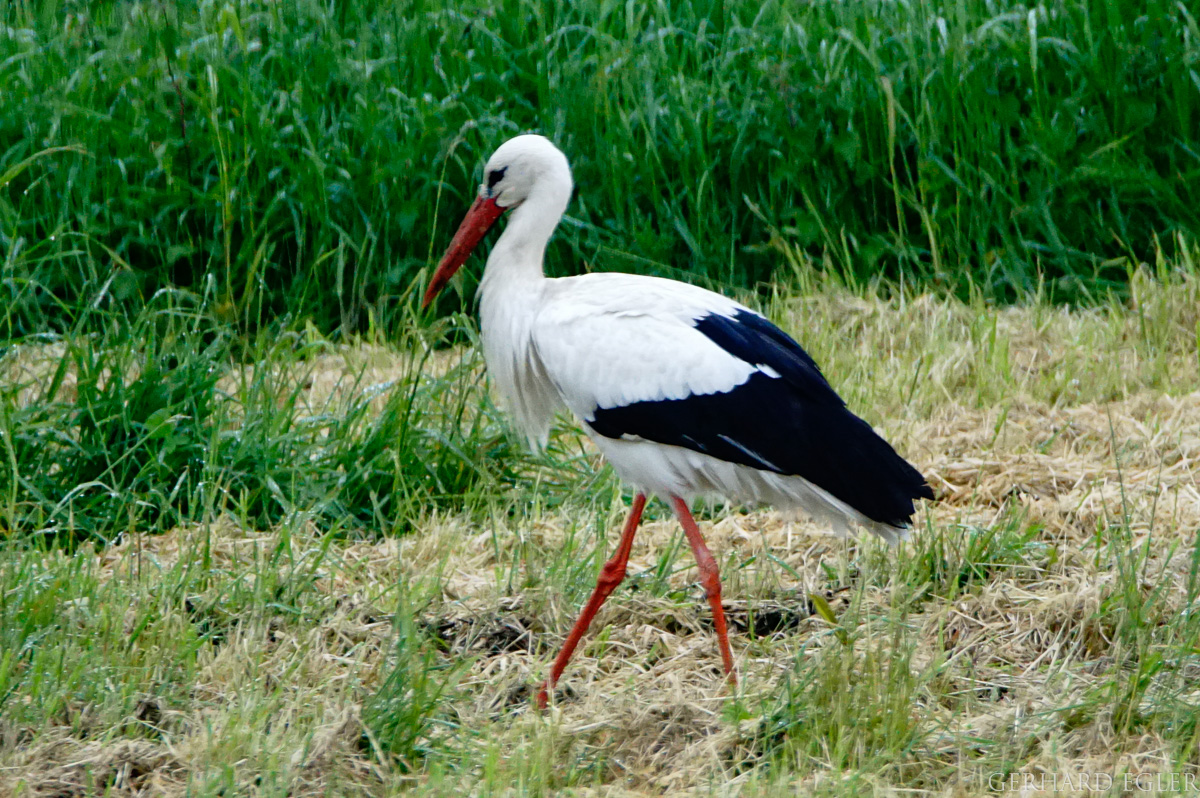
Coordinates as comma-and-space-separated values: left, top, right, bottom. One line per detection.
486, 167, 507, 189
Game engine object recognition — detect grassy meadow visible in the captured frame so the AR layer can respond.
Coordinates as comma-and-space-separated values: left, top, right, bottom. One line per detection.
3, 0, 1200, 794
2, 253, 1199, 795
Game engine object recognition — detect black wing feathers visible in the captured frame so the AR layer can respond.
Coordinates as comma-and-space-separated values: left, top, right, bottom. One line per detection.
588, 310, 933, 527
692, 311, 839, 404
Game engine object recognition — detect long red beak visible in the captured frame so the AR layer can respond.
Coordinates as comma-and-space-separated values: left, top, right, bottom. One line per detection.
422, 194, 506, 309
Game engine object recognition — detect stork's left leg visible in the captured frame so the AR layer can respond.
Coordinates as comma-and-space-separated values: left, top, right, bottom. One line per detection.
670, 496, 737, 685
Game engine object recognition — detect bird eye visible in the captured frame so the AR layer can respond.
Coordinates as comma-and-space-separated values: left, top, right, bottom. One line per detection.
487, 167, 507, 189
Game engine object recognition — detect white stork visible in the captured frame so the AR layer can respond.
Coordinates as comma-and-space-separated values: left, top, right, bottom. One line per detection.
422, 134, 933, 708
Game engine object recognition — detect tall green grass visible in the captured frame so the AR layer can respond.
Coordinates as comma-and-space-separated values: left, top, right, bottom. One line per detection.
0, 292, 522, 544
2, 0, 1197, 337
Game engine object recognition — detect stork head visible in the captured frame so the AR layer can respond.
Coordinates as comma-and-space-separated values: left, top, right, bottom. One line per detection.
423, 135, 572, 308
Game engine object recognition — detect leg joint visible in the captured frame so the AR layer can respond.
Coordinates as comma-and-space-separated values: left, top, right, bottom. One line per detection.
698, 568, 722, 598
597, 559, 627, 590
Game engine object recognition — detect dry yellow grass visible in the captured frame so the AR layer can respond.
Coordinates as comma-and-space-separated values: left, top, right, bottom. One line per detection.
2, 263, 1198, 796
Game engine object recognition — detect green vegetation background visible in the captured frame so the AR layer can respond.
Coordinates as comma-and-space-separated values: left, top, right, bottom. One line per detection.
3, 0, 1199, 339
3, 3, 1200, 783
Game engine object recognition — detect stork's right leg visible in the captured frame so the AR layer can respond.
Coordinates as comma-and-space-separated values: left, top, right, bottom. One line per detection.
537, 492, 647, 709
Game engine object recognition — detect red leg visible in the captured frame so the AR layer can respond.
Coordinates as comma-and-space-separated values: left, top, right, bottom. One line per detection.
537, 493, 647, 709
671, 496, 737, 685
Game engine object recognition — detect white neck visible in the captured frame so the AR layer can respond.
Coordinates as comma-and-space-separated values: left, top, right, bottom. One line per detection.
480, 178, 571, 295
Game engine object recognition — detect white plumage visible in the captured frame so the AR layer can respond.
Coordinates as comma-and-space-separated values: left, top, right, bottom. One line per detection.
519, 274, 877, 530
423, 134, 932, 706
